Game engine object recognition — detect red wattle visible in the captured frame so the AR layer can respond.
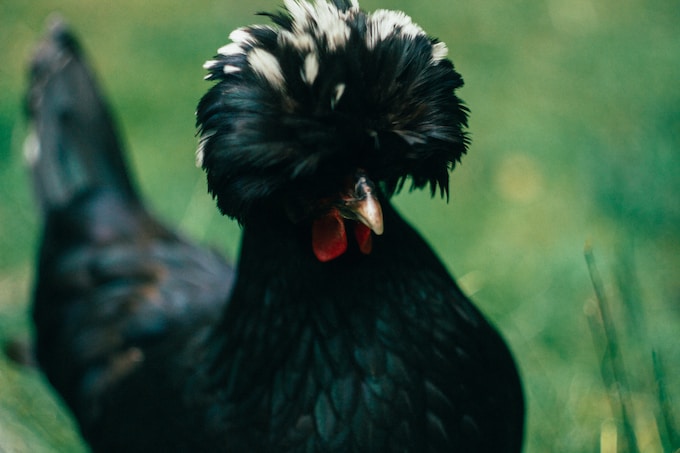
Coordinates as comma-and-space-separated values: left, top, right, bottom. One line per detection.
354, 223, 373, 255
312, 208, 347, 262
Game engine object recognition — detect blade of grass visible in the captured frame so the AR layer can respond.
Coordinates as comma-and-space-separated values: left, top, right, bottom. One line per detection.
584, 243, 639, 453
652, 350, 679, 451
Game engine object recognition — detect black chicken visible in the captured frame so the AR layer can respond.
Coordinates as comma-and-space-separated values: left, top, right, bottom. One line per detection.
27, 1, 524, 451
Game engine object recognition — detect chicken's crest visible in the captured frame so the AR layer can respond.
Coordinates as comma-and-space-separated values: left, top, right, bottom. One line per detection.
196, 0, 469, 224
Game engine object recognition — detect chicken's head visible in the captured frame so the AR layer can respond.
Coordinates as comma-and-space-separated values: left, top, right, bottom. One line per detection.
196, 0, 469, 261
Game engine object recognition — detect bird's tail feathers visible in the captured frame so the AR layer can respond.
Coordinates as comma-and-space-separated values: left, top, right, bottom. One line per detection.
25, 17, 138, 214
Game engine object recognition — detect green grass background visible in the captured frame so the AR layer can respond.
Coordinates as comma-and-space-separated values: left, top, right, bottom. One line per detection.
1, 0, 678, 451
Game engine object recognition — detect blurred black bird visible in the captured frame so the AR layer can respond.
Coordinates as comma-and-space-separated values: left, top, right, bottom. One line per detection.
27, 1, 524, 451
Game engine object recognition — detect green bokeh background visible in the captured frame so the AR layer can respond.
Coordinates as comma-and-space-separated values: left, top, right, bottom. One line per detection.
1, 0, 678, 451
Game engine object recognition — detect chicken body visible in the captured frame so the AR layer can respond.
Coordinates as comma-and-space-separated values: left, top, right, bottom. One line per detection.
28, 1, 524, 452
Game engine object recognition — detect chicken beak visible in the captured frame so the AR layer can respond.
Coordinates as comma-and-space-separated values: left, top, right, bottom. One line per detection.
340, 172, 384, 236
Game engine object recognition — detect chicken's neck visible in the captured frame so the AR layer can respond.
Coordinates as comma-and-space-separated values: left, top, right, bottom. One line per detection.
201, 201, 463, 434
225, 199, 453, 330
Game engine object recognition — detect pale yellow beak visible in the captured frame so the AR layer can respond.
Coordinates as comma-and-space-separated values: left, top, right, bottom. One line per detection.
339, 171, 384, 235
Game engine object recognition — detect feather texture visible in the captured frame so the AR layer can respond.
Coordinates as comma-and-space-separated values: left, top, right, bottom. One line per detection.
197, 0, 469, 223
